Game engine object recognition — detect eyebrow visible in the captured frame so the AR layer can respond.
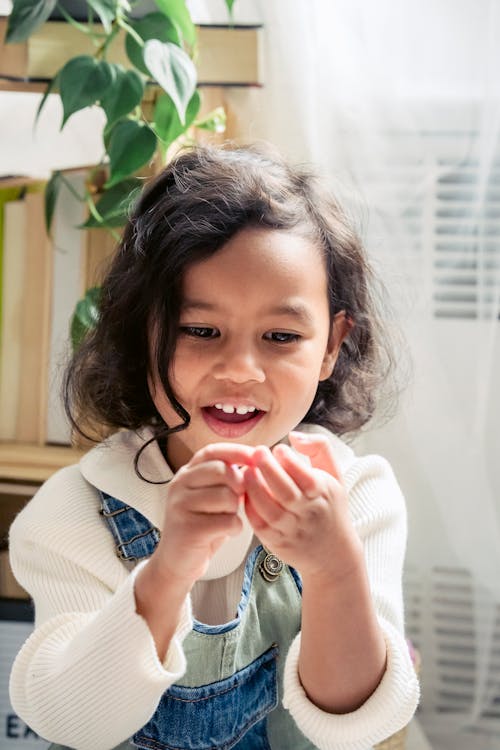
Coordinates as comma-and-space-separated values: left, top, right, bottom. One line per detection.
181, 300, 314, 325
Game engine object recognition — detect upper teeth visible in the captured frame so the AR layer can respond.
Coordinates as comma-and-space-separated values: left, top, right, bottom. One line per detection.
214, 403, 257, 415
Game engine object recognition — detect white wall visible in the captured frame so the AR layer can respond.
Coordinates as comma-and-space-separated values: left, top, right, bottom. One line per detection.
0, 93, 105, 177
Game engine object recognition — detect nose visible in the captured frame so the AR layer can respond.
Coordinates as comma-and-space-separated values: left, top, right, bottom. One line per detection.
212, 340, 265, 384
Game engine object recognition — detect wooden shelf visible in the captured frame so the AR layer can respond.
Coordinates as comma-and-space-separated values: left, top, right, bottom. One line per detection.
0, 77, 47, 93
0, 442, 85, 483
0, 22, 262, 88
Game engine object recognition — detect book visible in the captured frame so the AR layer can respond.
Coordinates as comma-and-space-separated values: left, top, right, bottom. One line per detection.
0, 18, 262, 86
15, 191, 53, 444
45, 167, 120, 445
0, 169, 124, 446
45, 168, 88, 445
0, 199, 25, 440
0, 181, 24, 357
0, 178, 47, 443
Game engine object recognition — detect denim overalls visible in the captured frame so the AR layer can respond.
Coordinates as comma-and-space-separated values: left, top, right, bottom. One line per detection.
50, 491, 318, 750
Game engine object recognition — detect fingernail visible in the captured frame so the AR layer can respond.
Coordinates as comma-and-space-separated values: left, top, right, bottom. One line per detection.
289, 431, 311, 442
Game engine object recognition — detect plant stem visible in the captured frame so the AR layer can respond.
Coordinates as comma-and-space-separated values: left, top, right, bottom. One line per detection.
54, 2, 107, 42
60, 174, 86, 203
95, 22, 121, 61
117, 18, 145, 47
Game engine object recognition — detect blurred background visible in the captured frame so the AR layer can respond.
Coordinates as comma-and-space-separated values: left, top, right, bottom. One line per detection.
1, 1, 499, 749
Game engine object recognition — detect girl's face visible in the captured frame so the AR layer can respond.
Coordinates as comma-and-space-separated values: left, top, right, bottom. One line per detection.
149, 227, 349, 471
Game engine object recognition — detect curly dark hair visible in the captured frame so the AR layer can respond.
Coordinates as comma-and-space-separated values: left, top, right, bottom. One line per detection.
64, 143, 402, 466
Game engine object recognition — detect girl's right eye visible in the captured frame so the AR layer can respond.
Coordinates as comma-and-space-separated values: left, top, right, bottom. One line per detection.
179, 326, 219, 339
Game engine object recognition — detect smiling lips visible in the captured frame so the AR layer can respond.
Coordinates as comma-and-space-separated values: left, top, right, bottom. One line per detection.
202, 403, 265, 437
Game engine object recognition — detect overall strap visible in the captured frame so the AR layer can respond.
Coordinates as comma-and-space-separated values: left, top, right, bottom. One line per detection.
98, 491, 161, 561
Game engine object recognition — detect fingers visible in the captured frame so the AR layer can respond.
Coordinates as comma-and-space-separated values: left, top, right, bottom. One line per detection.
180, 459, 245, 496
189, 442, 255, 468
169, 458, 245, 523
288, 431, 343, 482
270, 443, 322, 498
170, 435, 342, 535
244, 465, 289, 529
251, 446, 302, 505
192, 512, 243, 538
243, 446, 306, 532
183, 485, 242, 515
243, 441, 335, 529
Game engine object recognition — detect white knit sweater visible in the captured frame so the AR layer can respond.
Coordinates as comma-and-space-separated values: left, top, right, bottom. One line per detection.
8, 424, 419, 750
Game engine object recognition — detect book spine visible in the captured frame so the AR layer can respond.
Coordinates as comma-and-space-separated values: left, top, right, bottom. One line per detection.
0, 199, 25, 440
0, 18, 262, 85
45, 172, 87, 445
15, 191, 53, 444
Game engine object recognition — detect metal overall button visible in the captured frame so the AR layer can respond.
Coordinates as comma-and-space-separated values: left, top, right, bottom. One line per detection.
259, 549, 283, 582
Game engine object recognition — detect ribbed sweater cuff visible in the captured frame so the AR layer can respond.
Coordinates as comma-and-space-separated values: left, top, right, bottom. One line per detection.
131, 560, 193, 676
10, 565, 193, 750
282, 627, 420, 750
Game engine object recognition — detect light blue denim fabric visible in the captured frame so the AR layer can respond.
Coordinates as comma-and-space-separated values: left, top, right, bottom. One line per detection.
135, 645, 278, 750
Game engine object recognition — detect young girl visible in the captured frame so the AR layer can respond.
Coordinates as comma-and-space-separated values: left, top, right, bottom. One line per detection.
9, 144, 419, 750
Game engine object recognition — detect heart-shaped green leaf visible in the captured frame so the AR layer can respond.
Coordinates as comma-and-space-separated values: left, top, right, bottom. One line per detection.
144, 40, 196, 125
71, 287, 101, 351
59, 56, 115, 127
101, 66, 144, 127
153, 0, 196, 47
105, 120, 157, 188
81, 178, 142, 228
154, 89, 200, 148
6, 0, 57, 43
125, 12, 181, 75
86, 0, 116, 33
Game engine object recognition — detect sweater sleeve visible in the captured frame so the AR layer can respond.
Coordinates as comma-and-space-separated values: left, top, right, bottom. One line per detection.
282, 454, 420, 750
8, 468, 193, 750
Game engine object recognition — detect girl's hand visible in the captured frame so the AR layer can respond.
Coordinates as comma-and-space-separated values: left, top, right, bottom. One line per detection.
154, 443, 255, 587
243, 432, 362, 581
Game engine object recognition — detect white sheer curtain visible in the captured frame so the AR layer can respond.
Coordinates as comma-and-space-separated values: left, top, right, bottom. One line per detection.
191, 1, 500, 748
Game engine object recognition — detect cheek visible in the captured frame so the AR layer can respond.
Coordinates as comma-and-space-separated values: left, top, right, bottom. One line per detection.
276, 359, 324, 407
170, 342, 210, 387
284, 341, 330, 379
168, 349, 193, 396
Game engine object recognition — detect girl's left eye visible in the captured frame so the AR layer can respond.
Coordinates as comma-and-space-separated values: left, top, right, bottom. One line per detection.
264, 331, 301, 343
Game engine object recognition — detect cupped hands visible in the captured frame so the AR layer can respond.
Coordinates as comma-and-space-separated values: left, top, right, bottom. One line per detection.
156, 432, 361, 589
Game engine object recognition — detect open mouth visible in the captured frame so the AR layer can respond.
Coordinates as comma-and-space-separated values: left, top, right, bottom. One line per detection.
203, 405, 262, 423
201, 404, 266, 437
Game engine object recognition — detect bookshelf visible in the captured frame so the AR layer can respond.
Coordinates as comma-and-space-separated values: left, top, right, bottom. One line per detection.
0, 442, 85, 483
0, 20, 266, 742
0, 21, 263, 88
0, 19, 263, 489
0, 78, 46, 93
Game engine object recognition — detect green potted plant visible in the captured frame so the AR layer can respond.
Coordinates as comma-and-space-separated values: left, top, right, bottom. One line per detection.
5, 0, 232, 346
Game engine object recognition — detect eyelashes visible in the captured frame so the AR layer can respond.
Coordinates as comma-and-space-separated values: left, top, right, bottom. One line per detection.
179, 327, 301, 344
179, 326, 218, 338
263, 332, 301, 343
